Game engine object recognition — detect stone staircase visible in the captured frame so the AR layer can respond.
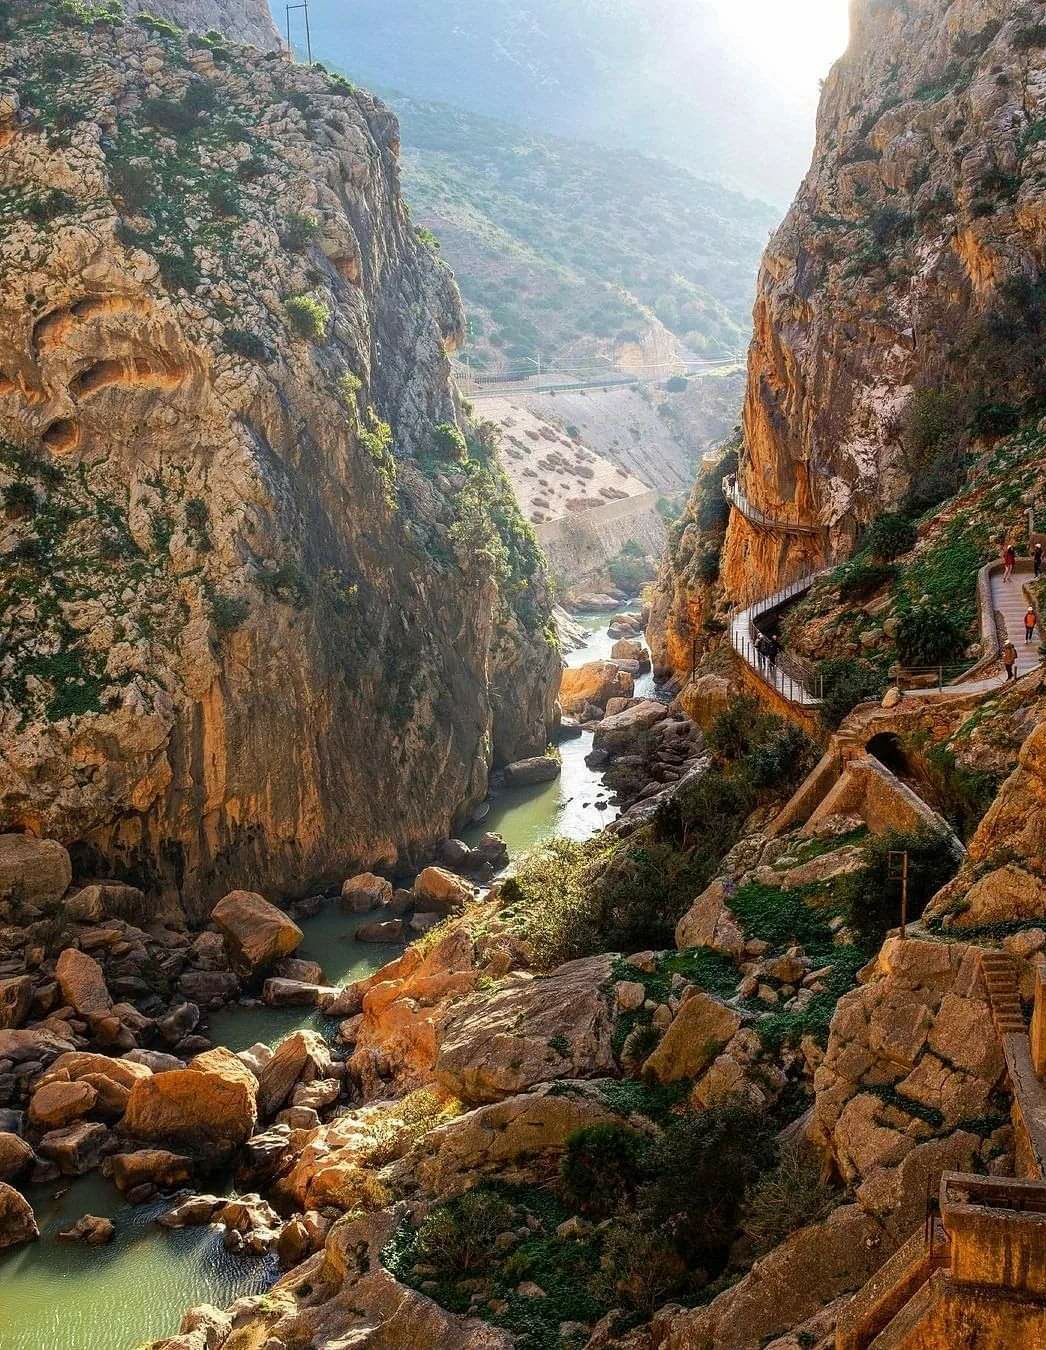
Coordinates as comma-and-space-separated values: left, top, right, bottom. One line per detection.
979, 951, 1026, 1037
992, 561, 1040, 678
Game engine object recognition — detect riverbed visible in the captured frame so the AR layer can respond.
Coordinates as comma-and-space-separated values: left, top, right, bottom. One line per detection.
0, 612, 646, 1349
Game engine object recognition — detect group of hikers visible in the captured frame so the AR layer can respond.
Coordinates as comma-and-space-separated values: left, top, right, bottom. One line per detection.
755, 630, 781, 672
1002, 540, 1043, 580
1000, 540, 1041, 681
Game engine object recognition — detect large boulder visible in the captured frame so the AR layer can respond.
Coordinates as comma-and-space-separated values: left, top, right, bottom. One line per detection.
29, 1079, 98, 1129
37, 1121, 109, 1175
0, 1132, 33, 1181
55, 948, 112, 1018
559, 661, 634, 715
256, 1030, 331, 1117
503, 756, 561, 787
591, 699, 668, 754
121, 1049, 258, 1151
435, 954, 616, 1104
65, 883, 155, 926
675, 878, 745, 958
0, 835, 71, 911
211, 891, 303, 975
111, 1149, 193, 1193
341, 874, 393, 912
413, 867, 473, 915
0, 975, 33, 1029
951, 863, 1046, 926
642, 992, 743, 1084
0, 1182, 37, 1249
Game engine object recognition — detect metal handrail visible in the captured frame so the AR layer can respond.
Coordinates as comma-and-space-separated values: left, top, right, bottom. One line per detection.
728, 565, 833, 706
722, 474, 824, 538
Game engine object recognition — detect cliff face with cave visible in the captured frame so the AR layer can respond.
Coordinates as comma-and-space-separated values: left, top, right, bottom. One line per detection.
653, 0, 1046, 678
0, 3, 557, 917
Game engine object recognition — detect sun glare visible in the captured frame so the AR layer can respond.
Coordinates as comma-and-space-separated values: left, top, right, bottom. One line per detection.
711, 0, 852, 93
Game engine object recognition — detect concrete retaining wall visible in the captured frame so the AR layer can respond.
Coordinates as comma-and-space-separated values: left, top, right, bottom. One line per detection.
534, 490, 669, 590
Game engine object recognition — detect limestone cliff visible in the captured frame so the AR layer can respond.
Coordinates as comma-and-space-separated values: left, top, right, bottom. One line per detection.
123, 0, 282, 50
0, 2, 557, 915
653, 0, 1046, 676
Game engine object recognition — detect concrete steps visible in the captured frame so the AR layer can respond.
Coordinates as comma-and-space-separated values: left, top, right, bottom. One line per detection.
980, 952, 1026, 1036
990, 564, 1039, 675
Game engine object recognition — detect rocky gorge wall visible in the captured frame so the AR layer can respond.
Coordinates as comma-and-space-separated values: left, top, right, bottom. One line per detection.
653, 0, 1046, 677
0, 2, 557, 917
123, 0, 282, 51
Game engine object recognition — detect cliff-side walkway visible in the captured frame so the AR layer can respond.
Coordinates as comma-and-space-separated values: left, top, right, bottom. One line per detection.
722, 473, 824, 536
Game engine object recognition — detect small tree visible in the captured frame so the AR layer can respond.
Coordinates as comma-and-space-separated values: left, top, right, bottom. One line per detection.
837, 827, 959, 951
863, 513, 917, 561
560, 1124, 648, 1218
895, 604, 967, 666
284, 295, 329, 343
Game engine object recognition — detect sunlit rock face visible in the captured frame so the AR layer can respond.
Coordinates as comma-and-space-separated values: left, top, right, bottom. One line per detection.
0, 8, 556, 916
123, 0, 283, 51
720, 0, 1046, 597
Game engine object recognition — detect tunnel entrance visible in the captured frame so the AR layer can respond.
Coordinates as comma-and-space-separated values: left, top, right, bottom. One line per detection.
866, 732, 911, 779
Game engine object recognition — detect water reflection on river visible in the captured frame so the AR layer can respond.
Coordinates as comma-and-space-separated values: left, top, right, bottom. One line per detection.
0, 612, 643, 1350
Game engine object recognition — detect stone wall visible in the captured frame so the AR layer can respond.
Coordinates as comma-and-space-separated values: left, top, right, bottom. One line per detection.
534, 490, 668, 593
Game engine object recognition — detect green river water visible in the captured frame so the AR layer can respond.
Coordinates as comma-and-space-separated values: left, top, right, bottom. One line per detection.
0, 614, 646, 1349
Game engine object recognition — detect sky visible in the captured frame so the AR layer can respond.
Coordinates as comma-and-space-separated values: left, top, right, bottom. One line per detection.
708, 0, 853, 99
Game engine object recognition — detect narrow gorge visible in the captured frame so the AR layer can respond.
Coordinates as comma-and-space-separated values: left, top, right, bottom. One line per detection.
5, 3, 1046, 1350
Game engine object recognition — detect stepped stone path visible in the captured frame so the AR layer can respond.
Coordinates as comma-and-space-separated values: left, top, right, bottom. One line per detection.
730, 560, 1043, 709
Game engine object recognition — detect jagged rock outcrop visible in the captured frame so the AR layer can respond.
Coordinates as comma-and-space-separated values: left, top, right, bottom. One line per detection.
653, 1, 1046, 674
123, 0, 282, 51
0, 4, 556, 916
727, 0, 1046, 594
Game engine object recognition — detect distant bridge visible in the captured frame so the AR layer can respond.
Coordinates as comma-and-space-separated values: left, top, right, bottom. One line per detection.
454, 356, 744, 400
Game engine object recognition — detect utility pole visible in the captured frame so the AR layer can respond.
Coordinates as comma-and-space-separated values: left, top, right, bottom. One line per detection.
889, 850, 910, 939
285, 0, 312, 64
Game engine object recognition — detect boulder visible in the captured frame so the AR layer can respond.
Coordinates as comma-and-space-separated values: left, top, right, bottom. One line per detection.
256, 1029, 331, 1117
37, 1121, 109, 1174
341, 873, 393, 913
276, 957, 325, 984
413, 867, 473, 915
0, 835, 71, 910
210, 891, 303, 974
65, 883, 154, 926
121, 1050, 258, 1151
0, 1181, 37, 1248
503, 756, 561, 787
436, 954, 616, 1104
111, 1148, 193, 1193
124, 1049, 185, 1074
178, 971, 240, 1003
29, 1079, 98, 1129
559, 660, 633, 715
57, 1213, 115, 1245
642, 992, 742, 1084
262, 977, 337, 1007
611, 638, 646, 663
675, 877, 746, 958
55, 948, 112, 1018
0, 974, 33, 1029
157, 1194, 224, 1227
0, 1132, 33, 1181
591, 699, 668, 754
356, 919, 405, 943
953, 864, 1046, 926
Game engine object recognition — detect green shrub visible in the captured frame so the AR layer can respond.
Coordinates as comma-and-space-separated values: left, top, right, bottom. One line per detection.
108, 158, 155, 211
281, 211, 321, 253
3, 481, 37, 516
665, 375, 688, 392
25, 190, 77, 224
971, 402, 1020, 437
739, 1141, 836, 1254
156, 250, 201, 293
414, 1190, 514, 1276
284, 295, 329, 342
695, 545, 720, 583
895, 604, 967, 666
817, 657, 885, 730
560, 1124, 648, 1218
255, 558, 311, 607
432, 421, 469, 463
837, 828, 959, 952
207, 182, 240, 217
924, 745, 1000, 841
837, 561, 895, 603
743, 722, 818, 791
182, 79, 218, 117
209, 592, 249, 634
863, 513, 917, 561
141, 96, 197, 136
222, 328, 271, 362
589, 1221, 684, 1315
236, 155, 268, 181
640, 1099, 775, 1270
1013, 23, 1046, 51
696, 481, 729, 531
607, 550, 653, 594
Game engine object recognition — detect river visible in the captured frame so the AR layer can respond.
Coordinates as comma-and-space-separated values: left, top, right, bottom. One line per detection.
0, 613, 646, 1349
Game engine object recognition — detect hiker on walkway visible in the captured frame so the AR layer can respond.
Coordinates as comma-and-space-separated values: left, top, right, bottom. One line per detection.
754, 632, 770, 672
1004, 639, 1018, 681
1036, 542, 1043, 578
1003, 543, 1016, 581
1026, 608, 1037, 645
765, 633, 781, 669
